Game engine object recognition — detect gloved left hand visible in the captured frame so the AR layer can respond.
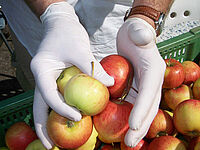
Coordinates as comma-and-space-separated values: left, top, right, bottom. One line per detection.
117, 17, 166, 147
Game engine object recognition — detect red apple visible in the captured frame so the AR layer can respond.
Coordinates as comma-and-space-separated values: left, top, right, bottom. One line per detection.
5, 122, 37, 150
100, 54, 134, 99
188, 136, 200, 150
182, 61, 200, 85
146, 109, 174, 139
93, 99, 133, 143
173, 99, 200, 137
64, 73, 109, 116
120, 139, 149, 150
163, 58, 185, 89
47, 110, 93, 149
193, 78, 200, 100
163, 84, 193, 110
148, 136, 186, 150
101, 144, 114, 150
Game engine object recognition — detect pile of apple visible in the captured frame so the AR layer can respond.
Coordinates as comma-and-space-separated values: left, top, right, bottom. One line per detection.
3, 54, 200, 150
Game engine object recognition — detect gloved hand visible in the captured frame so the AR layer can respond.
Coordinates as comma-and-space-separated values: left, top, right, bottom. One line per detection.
31, 2, 114, 149
117, 17, 166, 147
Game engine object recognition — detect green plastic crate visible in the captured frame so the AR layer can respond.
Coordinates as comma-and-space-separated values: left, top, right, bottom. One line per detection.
0, 26, 199, 148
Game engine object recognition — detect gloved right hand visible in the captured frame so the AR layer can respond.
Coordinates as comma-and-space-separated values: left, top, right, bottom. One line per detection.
30, 2, 114, 149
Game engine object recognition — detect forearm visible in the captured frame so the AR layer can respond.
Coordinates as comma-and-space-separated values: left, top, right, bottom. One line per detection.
130, 0, 174, 29
24, 0, 64, 18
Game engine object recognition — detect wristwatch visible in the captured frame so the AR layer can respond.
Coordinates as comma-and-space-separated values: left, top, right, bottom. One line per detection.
124, 5, 166, 36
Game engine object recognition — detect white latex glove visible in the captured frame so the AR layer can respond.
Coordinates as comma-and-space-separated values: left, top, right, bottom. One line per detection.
117, 18, 166, 147
31, 2, 114, 149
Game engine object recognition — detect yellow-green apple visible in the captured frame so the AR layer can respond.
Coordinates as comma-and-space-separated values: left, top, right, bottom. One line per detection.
146, 109, 174, 139
148, 136, 186, 150
193, 78, 200, 100
163, 84, 193, 110
120, 139, 149, 150
163, 58, 185, 89
173, 99, 200, 137
25, 139, 46, 150
188, 136, 200, 150
93, 99, 133, 143
100, 54, 134, 99
47, 110, 93, 149
64, 73, 109, 116
5, 122, 37, 150
75, 125, 98, 150
182, 61, 200, 85
56, 66, 82, 95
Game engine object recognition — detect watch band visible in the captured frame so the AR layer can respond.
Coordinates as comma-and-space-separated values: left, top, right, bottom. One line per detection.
124, 5, 162, 22
124, 5, 165, 36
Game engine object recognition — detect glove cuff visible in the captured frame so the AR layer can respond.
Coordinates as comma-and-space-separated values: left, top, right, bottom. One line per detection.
40, 1, 78, 23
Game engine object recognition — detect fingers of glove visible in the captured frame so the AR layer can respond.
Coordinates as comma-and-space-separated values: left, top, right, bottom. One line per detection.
124, 91, 161, 147
72, 57, 114, 87
31, 56, 82, 121
33, 87, 53, 149
128, 67, 164, 130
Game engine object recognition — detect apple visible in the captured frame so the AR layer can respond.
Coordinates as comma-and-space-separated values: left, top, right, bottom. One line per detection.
146, 109, 174, 139
56, 66, 82, 95
101, 144, 114, 150
193, 78, 200, 100
182, 61, 200, 85
163, 84, 193, 110
100, 54, 134, 99
5, 122, 37, 150
163, 58, 185, 89
93, 99, 133, 143
75, 125, 98, 150
173, 99, 200, 137
25, 139, 46, 150
120, 139, 149, 150
64, 73, 109, 116
148, 136, 186, 150
188, 136, 200, 150
47, 110, 93, 149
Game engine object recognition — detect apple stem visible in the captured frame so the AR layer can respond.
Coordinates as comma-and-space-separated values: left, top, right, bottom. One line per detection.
91, 61, 94, 78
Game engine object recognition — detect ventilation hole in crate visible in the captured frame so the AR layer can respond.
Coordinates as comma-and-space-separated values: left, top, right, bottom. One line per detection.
182, 48, 186, 54
173, 51, 177, 57
178, 49, 182, 56
181, 58, 184, 63
164, 55, 168, 59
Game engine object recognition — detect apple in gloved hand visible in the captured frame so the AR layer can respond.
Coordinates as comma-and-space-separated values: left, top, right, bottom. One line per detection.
47, 110, 93, 149
5, 122, 37, 150
64, 73, 109, 116
100, 54, 134, 99
56, 66, 82, 95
